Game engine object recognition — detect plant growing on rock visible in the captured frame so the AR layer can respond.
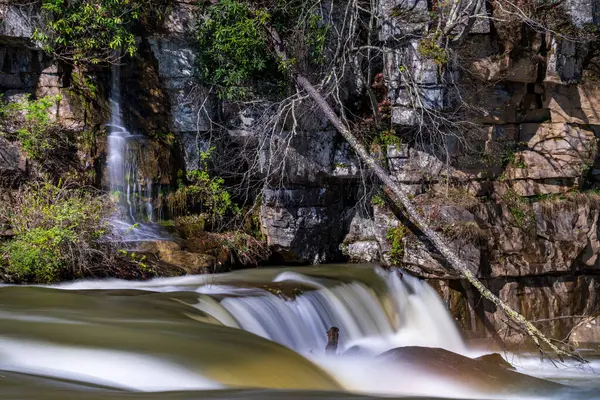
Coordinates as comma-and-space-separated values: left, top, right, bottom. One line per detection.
165, 148, 240, 230
32, 0, 168, 64
503, 189, 536, 234
0, 94, 62, 159
386, 224, 407, 265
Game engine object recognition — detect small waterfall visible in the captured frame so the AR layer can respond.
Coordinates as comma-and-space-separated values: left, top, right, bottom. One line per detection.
193, 268, 466, 355
106, 55, 161, 238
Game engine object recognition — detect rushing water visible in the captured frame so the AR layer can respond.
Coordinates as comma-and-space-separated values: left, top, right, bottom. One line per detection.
0, 265, 598, 400
106, 56, 164, 240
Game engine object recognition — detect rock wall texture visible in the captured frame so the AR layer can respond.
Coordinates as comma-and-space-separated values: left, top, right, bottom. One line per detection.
336, 0, 600, 347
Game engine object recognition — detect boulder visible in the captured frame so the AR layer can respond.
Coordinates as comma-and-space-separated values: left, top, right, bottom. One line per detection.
569, 316, 600, 347
0, 137, 28, 187
160, 251, 217, 273
379, 347, 563, 396
474, 353, 515, 370
125, 240, 217, 273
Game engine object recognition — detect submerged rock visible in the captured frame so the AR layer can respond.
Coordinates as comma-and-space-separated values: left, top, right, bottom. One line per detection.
379, 347, 563, 396
474, 353, 516, 370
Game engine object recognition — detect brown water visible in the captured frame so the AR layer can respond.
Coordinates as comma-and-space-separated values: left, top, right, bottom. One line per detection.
0, 265, 597, 400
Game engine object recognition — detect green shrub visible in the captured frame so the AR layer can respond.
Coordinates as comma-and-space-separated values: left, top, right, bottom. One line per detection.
2, 227, 76, 283
373, 129, 402, 148
164, 148, 239, 229
195, 0, 276, 99
194, 0, 331, 99
166, 169, 239, 227
0, 181, 113, 283
32, 0, 168, 64
417, 34, 448, 65
0, 94, 62, 160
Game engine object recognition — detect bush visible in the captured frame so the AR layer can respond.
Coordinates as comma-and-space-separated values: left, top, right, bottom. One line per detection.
0, 181, 114, 283
194, 0, 331, 99
32, 0, 168, 64
164, 147, 240, 229
503, 190, 536, 234
194, 0, 278, 99
0, 94, 62, 160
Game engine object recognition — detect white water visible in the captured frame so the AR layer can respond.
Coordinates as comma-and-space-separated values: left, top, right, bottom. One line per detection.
57, 268, 466, 355
16, 267, 597, 398
106, 55, 163, 239
197, 270, 466, 355
0, 338, 220, 391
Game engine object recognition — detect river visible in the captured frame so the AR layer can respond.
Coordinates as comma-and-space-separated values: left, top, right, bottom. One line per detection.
0, 265, 598, 399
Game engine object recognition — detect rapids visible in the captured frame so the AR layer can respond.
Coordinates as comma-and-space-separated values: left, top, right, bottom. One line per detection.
0, 265, 598, 399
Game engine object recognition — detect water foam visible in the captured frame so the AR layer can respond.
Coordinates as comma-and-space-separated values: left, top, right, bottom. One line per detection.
0, 337, 220, 391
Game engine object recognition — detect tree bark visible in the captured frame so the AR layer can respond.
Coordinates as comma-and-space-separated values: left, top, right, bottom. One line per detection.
294, 74, 583, 362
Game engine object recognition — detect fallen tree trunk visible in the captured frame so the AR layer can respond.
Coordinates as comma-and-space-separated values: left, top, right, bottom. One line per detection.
294, 74, 583, 362
263, 20, 582, 361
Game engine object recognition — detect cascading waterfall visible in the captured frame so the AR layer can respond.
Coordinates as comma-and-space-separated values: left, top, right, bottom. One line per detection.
193, 269, 466, 355
106, 55, 160, 238
0, 265, 598, 399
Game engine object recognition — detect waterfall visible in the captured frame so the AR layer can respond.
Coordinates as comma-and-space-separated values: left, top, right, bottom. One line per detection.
192, 268, 466, 355
106, 56, 161, 239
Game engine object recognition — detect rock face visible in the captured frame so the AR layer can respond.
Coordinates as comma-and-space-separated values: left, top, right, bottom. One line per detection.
258, 129, 360, 264
570, 316, 600, 347
332, 0, 600, 347
0, 137, 28, 187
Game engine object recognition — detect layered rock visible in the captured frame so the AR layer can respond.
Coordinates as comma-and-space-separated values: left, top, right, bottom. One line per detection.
340, 0, 600, 346
259, 130, 360, 263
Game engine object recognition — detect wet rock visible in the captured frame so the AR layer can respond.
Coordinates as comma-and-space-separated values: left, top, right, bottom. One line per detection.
160, 251, 217, 273
127, 240, 217, 273
474, 353, 515, 370
131, 240, 182, 255
380, 347, 563, 395
184, 233, 232, 266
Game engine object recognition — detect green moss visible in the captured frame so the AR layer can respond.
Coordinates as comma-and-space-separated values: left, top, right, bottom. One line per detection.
371, 194, 386, 207
417, 34, 448, 65
373, 129, 402, 148
386, 224, 407, 265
